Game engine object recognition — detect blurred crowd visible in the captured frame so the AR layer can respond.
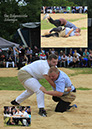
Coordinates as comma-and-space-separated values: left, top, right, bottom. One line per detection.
4, 106, 31, 126
0, 46, 92, 69
41, 6, 88, 14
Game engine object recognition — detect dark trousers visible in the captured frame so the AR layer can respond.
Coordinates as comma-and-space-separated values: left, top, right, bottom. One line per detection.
48, 17, 61, 27
18, 56, 23, 70
88, 60, 92, 67
42, 33, 59, 37
52, 96, 71, 112
52, 88, 76, 113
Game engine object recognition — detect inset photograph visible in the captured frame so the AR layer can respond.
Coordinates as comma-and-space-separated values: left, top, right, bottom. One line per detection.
4, 106, 31, 126
41, 6, 88, 48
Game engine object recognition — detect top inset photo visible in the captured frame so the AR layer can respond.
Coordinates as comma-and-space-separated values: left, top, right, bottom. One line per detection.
41, 6, 88, 48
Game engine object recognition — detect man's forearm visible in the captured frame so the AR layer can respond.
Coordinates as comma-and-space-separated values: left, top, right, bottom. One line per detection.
65, 28, 74, 37
45, 91, 63, 97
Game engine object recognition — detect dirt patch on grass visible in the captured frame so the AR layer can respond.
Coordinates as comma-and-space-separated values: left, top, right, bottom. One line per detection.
0, 68, 18, 77
0, 68, 75, 77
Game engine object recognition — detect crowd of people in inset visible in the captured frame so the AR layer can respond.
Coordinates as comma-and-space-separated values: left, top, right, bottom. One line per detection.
4, 106, 31, 126
0, 46, 92, 69
41, 6, 88, 14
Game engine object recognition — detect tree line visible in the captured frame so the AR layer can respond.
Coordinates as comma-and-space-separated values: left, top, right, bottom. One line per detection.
0, 0, 91, 43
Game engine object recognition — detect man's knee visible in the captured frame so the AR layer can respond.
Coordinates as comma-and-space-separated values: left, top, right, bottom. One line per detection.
55, 100, 71, 113
52, 96, 61, 102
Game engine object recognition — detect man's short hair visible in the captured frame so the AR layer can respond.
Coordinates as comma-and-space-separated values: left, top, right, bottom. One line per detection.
48, 54, 58, 61
48, 66, 59, 74
78, 28, 81, 32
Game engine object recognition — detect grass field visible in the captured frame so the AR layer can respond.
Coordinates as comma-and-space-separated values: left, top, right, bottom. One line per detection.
0, 68, 92, 91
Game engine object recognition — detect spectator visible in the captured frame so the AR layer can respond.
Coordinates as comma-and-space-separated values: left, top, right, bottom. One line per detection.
82, 49, 89, 67
21, 109, 30, 126
69, 49, 73, 56
33, 46, 39, 55
75, 6, 80, 13
67, 54, 73, 67
4, 107, 10, 114
6, 56, 15, 68
78, 48, 83, 67
71, 6, 76, 13
51, 48, 55, 54
66, 6, 71, 13
78, 48, 83, 56
58, 50, 63, 67
0, 48, 2, 53
26, 47, 33, 63
7, 47, 14, 58
79, 6, 83, 13
32, 53, 39, 62
22, 55, 28, 66
73, 49, 81, 58
57, 54, 61, 67
83, 6, 88, 13
0, 54, 6, 67
72, 54, 80, 67
48, 49, 52, 54
61, 53, 67, 67
40, 48, 45, 53
46, 51, 50, 59
88, 50, 92, 67
13, 46, 18, 66
14, 45, 25, 70
28, 54, 33, 64
39, 51, 47, 60
12, 108, 23, 125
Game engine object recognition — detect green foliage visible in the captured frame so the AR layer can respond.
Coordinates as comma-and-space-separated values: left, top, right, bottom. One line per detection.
41, 0, 76, 6
0, 0, 20, 40
87, 0, 92, 17
0, 0, 42, 41
68, 0, 87, 6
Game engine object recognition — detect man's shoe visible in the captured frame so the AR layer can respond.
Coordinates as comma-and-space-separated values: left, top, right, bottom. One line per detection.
38, 108, 47, 117
67, 104, 77, 111
43, 13, 49, 20
11, 100, 20, 105
72, 104, 77, 108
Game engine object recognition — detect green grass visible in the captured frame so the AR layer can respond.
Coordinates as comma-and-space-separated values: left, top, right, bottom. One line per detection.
66, 17, 86, 22
0, 77, 51, 91
81, 27, 87, 30
68, 68, 92, 77
0, 68, 92, 91
41, 20, 55, 30
0, 77, 24, 90
76, 87, 92, 90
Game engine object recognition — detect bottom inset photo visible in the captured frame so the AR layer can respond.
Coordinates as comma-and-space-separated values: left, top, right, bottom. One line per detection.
4, 106, 31, 126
